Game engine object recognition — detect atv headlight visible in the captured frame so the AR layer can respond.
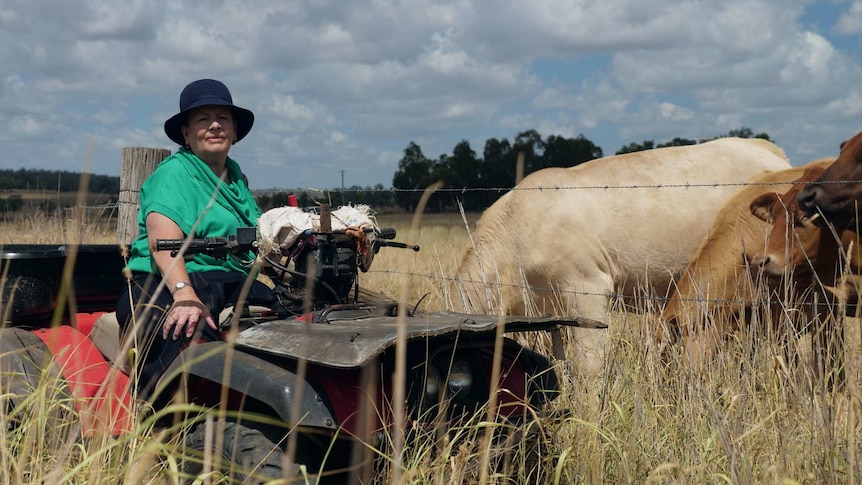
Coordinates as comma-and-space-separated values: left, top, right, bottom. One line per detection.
424, 364, 442, 405
447, 360, 473, 399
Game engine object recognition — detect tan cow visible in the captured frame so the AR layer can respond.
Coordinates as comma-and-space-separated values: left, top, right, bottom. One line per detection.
658, 159, 834, 368
454, 137, 791, 375
749, 164, 859, 389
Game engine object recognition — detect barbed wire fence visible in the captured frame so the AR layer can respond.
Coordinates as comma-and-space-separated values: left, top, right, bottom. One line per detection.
62, 177, 854, 215
64, 202, 120, 223
279, 176, 854, 313
61, 177, 858, 311
254, 177, 855, 198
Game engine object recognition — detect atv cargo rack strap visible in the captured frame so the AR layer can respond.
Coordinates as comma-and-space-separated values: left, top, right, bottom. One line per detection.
235, 312, 605, 369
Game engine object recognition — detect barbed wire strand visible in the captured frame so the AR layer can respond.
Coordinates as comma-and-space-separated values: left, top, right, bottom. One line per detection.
254, 178, 859, 196
61, 178, 858, 310
367, 268, 851, 310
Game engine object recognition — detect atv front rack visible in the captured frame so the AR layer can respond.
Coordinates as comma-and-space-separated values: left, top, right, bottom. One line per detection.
236, 312, 603, 368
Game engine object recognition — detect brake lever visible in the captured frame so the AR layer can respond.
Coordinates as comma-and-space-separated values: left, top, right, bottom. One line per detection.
376, 240, 420, 252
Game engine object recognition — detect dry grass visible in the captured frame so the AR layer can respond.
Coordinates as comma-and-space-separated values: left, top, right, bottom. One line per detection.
1, 209, 861, 483
0, 210, 117, 245
361, 212, 478, 312
363, 211, 862, 484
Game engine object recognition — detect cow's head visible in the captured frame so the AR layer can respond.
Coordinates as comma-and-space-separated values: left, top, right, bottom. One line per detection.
750, 166, 832, 278
797, 131, 862, 229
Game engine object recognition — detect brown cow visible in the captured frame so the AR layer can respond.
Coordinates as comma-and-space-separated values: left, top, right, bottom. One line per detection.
658, 159, 836, 369
749, 165, 859, 389
798, 130, 862, 229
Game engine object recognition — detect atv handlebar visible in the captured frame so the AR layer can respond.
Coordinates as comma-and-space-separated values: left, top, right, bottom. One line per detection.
375, 240, 420, 251
155, 226, 414, 257
156, 227, 258, 258
376, 227, 396, 240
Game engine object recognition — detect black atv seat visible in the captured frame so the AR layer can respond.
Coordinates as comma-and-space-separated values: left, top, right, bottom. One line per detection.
0, 244, 126, 326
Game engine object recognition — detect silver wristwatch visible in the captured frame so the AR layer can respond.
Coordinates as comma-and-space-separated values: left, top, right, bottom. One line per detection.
172, 281, 191, 294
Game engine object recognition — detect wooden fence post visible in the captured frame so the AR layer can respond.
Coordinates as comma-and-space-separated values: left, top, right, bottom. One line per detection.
515, 151, 525, 185
117, 147, 170, 245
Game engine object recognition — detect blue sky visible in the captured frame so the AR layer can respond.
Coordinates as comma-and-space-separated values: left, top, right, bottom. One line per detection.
1, 0, 860, 190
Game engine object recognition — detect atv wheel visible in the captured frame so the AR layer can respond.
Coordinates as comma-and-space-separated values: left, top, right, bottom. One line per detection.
183, 420, 294, 484
0, 328, 70, 440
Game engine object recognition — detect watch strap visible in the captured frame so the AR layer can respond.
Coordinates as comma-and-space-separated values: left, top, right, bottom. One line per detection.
172, 281, 191, 294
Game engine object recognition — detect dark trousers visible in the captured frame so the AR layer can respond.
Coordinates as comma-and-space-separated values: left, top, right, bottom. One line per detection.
116, 271, 276, 397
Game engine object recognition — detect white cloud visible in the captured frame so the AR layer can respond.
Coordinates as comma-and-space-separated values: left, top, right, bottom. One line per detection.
658, 102, 694, 122
779, 32, 837, 84
79, 0, 162, 40
835, 1, 862, 35
10, 116, 50, 137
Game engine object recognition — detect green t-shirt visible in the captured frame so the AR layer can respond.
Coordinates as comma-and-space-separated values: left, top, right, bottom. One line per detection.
126, 148, 262, 275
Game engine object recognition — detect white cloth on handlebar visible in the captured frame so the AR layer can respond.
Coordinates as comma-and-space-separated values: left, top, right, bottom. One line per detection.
257, 204, 378, 257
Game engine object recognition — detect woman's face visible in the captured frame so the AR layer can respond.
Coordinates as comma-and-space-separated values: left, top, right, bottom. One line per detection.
181, 106, 236, 163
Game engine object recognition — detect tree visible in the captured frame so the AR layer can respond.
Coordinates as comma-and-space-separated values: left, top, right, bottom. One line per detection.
617, 128, 771, 155
256, 193, 272, 209
514, 129, 544, 174
723, 127, 771, 141
389, 131, 608, 211
616, 140, 655, 155
481, 137, 516, 206
392, 142, 433, 212
442, 140, 483, 211
656, 137, 697, 148
426, 154, 452, 212
541, 134, 603, 169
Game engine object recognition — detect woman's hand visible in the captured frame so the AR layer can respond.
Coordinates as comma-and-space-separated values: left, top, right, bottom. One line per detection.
163, 292, 217, 340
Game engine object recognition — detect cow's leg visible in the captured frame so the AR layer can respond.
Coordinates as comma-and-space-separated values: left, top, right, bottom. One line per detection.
564, 327, 608, 378
557, 273, 615, 378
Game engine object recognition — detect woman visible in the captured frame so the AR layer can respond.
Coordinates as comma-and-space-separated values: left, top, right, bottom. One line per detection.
117, 79, 275, 397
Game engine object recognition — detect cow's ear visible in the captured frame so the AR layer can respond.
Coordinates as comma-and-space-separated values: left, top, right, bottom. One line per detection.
750, 193, 777, 223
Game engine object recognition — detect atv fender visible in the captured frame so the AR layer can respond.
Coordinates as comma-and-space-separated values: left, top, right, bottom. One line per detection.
162, 341, 336, 430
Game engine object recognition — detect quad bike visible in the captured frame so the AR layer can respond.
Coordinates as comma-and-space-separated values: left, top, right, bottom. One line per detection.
0, 205, 585, 483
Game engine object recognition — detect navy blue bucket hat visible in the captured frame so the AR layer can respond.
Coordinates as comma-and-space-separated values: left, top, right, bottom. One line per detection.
163, 79, 254, 146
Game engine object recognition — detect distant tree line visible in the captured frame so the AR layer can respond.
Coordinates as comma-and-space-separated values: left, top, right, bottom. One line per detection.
0, 168, 120, 195
615, 127, 771, 154
390, 130, 603, 213
255, 185, 396, 212
0, 195, 23, 213
0, 169, 120, 216
390, 127, 771, 213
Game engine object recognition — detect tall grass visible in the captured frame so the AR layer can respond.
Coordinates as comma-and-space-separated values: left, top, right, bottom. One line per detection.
368, 212, 862, 484
0, 210, 860, 483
